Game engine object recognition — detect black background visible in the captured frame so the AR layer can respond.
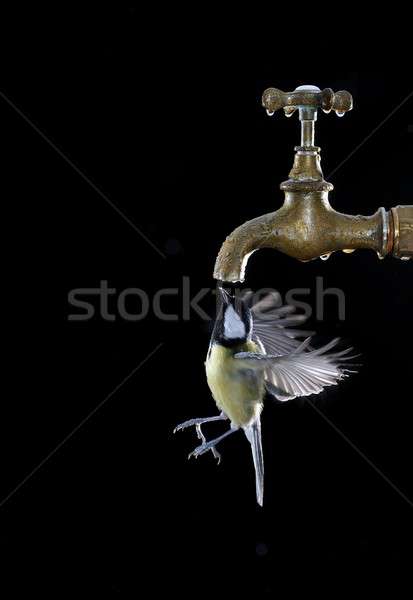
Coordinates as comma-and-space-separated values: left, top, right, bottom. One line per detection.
1, 7, 412, 596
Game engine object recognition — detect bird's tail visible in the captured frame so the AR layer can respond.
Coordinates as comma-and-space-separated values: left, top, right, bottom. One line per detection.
244, 417, 264, 507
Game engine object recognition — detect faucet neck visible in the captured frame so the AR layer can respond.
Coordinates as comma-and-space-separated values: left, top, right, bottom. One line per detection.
298, 104, 317, 147
288, 146, 324, 181
281, 144, 333, 194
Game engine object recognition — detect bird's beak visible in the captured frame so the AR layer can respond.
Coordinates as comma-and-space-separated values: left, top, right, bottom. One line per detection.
217, 286, 230, 303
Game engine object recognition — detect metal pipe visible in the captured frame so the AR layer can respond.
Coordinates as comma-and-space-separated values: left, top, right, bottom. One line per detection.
301, 120, 315, 147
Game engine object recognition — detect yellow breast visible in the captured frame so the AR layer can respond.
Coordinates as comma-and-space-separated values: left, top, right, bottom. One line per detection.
205, 341, 264, 427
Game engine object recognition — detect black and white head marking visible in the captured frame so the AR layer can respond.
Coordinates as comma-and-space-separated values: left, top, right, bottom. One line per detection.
223, 304, 246, 339
211, 287, 252, 347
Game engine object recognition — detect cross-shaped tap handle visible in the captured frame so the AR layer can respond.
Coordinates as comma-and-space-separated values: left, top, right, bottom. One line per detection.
262, 85, 353, 117
262, 84, 353, 148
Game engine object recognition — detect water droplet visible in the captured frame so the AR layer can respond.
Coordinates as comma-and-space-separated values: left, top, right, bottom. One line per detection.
376, 252, 384, 260
401, 256, 411, 261
322, 108, 331, 114
320, 253, 331, 261
336, 110, 345, 117
266, 109, 275, 117
284, 107, 295, 117
342, 248, 355, 254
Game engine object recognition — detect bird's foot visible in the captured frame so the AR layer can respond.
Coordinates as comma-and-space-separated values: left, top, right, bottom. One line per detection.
195, 424, 221, 463
187, 428, 237, 462
188, 440, 217, 460
174, 413, 228, 463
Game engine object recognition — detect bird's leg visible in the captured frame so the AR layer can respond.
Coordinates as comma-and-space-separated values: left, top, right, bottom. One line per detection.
174, 412, 228, 463
173, 412, 227, 434
188, 426, 238, 460
195, 423, 222, 463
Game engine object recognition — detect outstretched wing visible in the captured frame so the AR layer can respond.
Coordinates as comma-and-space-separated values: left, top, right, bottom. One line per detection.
234, 337, 357, 401
244, 291, 313, 356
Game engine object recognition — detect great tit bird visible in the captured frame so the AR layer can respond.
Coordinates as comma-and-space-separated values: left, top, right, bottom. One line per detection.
174, 287, 355, 506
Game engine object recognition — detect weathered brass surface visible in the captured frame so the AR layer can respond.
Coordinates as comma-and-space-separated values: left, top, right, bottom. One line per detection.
262, 87, 353, 115
213, 85, 412, 283
287, 148, 327, 183
213, 193, 387, 282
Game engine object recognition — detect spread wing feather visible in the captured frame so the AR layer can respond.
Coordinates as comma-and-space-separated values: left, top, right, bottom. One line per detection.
234, 337, 357, 402
244, 291, 314, 357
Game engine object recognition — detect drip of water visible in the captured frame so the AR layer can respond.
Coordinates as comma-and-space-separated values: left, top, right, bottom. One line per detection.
322, 108, 331, 114
336, 111, 345, 117
284, 108, 294, 118
266, 109, 275, 117
320, 253, 331, 261
376, 252, 384, 260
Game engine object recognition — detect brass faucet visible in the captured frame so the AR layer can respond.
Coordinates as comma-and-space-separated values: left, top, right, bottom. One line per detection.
213, 85, 413, 283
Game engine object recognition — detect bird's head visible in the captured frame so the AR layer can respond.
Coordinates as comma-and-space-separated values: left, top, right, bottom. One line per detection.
213, 287, 252, 347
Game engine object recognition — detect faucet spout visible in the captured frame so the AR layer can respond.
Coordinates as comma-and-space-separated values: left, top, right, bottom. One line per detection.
213, 191, 389, 283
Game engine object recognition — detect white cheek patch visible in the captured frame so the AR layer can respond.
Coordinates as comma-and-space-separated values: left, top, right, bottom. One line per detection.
224, 305, 246, 339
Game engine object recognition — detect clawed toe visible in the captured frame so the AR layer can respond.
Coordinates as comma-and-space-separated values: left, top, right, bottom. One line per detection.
187, 442, 221, 463
187, 428, 236, 462
175, 414, 232, 463
188, 442, 211, 460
